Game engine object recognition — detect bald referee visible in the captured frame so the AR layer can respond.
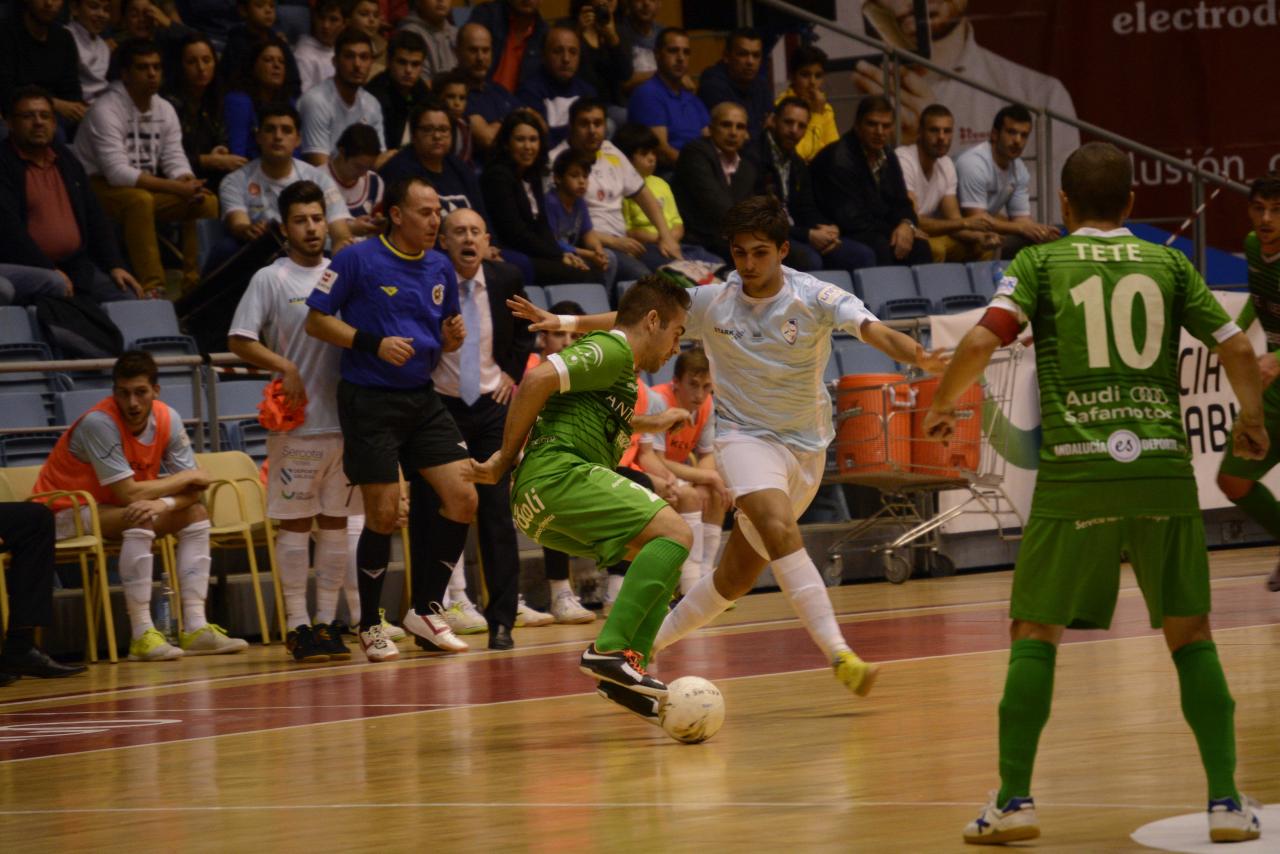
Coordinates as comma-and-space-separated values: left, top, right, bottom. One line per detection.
305, 176, 478, 663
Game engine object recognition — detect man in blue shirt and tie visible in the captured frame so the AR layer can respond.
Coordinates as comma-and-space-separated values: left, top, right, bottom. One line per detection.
305, 175, 478, 663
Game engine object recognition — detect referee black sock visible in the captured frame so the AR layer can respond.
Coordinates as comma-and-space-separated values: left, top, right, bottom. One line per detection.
412, 514, 471, 613
356, 527, 392, 631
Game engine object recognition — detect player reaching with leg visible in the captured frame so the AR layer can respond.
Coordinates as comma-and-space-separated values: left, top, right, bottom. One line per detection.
507, 195, 947, 698
924, 142, 1265, 846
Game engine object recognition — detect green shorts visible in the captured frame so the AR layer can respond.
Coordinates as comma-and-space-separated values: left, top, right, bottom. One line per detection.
511, 451, 667, 567
1011, 513, 1211, 630
1218, 384, 1280, 481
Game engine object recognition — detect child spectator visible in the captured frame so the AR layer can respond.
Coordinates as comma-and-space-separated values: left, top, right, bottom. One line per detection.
544, 148, 613, 281
434, 69, 473, 164
327, 123, 386, 240
163, 32, 245, 188
613, 122, 722, 268
68, 0, 112, 104
223, 38, 295, 158
295, 0, 346, 92
220, 0, 302, 95
397, 0, 456, 80
777, 44, 838, 162
343, 0, 388, 78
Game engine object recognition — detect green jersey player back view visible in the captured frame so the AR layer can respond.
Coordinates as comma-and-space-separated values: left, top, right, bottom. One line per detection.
1216, 173, 1280, 592
924, 142, 1267, 847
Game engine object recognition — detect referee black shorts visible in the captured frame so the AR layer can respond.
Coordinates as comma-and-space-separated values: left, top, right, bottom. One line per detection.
337, 380, 470, 484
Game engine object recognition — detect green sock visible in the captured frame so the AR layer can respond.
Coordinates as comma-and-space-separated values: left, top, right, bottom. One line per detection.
1173, 640, 1240, 802
1230, 482, 1280, 539
594, 537, 688, 655
996, 639, 1057, 807
630, 576, 680, 665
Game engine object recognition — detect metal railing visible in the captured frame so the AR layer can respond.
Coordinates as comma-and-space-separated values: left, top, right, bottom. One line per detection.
753, 0, 1251, 274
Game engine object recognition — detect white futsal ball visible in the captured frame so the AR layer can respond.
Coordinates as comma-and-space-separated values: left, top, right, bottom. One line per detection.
659, 676, 725, 744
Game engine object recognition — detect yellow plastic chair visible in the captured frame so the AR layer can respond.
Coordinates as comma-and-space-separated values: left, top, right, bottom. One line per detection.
195, 451, 282, 643
0, 466, 118, 663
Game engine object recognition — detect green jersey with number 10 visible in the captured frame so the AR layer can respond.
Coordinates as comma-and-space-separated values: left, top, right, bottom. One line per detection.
994, 228, 1239, 517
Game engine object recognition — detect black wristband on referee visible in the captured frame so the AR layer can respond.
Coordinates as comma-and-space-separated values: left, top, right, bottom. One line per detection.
352, 330, 383, 354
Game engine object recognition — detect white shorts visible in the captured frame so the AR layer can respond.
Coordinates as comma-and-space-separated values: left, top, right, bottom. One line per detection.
714, 432, 825, 560
266, 433, 363, 520
55, 505, 94, 540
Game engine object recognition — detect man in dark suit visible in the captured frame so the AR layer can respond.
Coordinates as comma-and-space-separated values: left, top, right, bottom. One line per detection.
812, 95, 932, 267
672, 102, 757, 262
747, 96, 875, 275
414, 207, 535, 650
0, 85, 141, 303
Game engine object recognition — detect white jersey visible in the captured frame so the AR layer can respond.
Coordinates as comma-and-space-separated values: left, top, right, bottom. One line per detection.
683, 267, 878, 452
229, 256, 342, 436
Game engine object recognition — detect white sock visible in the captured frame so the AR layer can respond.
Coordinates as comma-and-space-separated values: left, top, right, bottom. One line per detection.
549, 578, 572, 598
700, 522, 722, 576
652, 569, 732, 655
678, 511, 704, 595
344, 515, 362, 621
771, 548, 850, 660
606, 572, 625, 601
312, 528, 347, 625
446, 556, 468, 606
275, 528, 311, 629
176, 519, 212, 632
120, 528, 157, 640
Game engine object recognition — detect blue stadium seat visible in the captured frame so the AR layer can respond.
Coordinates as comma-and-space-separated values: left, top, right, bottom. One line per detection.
103, 300, 198, 359
833, 336, 899, 376
544, 283, 610, 316
967, 259, 1011, 300
0, 431, 62, 466
524, 285, 549, 311
215, 379, 268, 419
646, 358, 675, 388
854, 267, 930, 318
56, 382, 196, 425
815, 269, 855, 294
451, 4, 472, 25
0, 392, 53, 429
614, 280, 637, 307
0, 305, 42, 345
913, 263, 988, 313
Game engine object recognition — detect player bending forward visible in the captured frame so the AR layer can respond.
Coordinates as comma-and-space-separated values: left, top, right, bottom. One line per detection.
509, 195, 946, 699
468, 276, 694, 710
925, 142, 1265, 846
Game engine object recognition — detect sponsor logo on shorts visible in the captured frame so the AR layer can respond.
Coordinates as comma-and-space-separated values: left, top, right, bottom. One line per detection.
432, 283, 445, 305
1074, 516, 1120, 530
512, 487, 546, 532
781, 318, 798, 345
381, 285, 399, 297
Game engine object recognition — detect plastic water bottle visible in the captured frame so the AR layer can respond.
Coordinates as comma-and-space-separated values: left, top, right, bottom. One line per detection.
154, 580, 178, 643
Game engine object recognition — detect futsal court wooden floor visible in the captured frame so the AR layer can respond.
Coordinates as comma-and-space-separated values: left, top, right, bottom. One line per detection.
1, 548, 1277, 853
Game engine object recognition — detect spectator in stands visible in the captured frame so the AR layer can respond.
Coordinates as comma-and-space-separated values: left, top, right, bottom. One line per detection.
455, 22, 515, 157
343, 0, 388, 78
75, 39, 218, 296
175, 0, 239, 49
299, 27, 386, 167
367, 29, 432, 153
0, 0, 87, 128
612, 122, 721, 268
617, 0, 659, 93
544, 148, 612, 280
516, 25, 596, 147
68, 0, 112, 105
327, 122, 385, 240
626, 27, 708, 170
563, 0, 630, 117
696, 27, 771, 138
164, 33, 245, 188
179, 103, 352, 350
223, 38, 295, 159
547, 97, 680, 280
434, 69, 473, 164
672, 102, 757, 262
955, 104, 1058, 255
294, 0, 345, 93
0, 87, 140, 303
0, 503, 88, 683
748, 96, 874, 274
34, 351, 250, 661
776, 44, 837, 162
811, 95, 932, 266
482, 110, 606, 286
221, 0, 302, 97
379, 99, 484, 216
897, 102, 1000, 263
119, 0, 195, 54
397, 0, 457, 80
469, 0, 548, 95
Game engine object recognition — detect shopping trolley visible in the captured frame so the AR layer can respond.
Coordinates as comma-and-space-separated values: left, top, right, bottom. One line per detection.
822, 344, 1026, 583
